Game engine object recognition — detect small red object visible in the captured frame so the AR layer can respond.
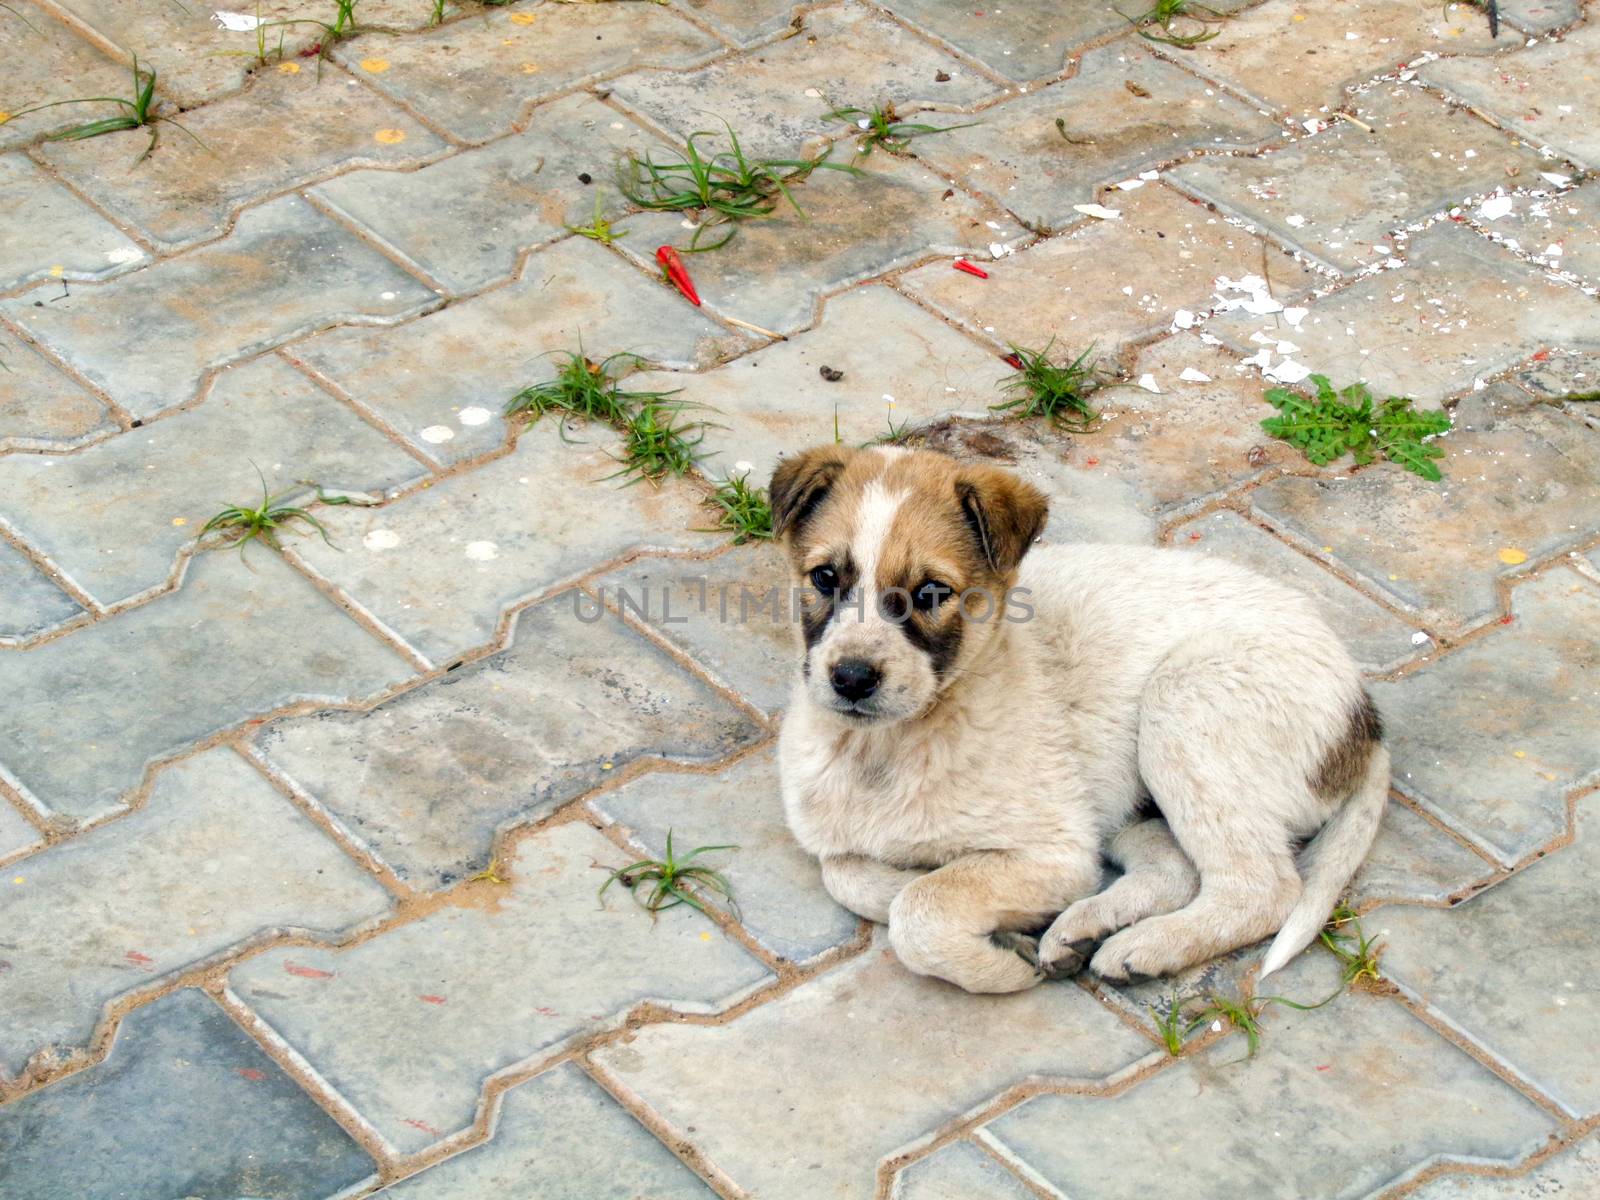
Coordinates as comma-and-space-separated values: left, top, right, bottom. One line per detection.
1002, 353, 1023, 369
284, 962, 335, 980
418, 994, 447, 1005
953, 258, 989, 279
235, 1068, 266, 1082
655, 245, 701, 306
1085, 456, 1100, 467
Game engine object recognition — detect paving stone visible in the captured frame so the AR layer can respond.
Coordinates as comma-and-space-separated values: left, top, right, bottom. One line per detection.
613, 156, 1027, 338
1171, 511, 1423, 672
0, 800, 42, 863
293, 235, 745, 465
1250, 389, 1600, 634
1351, 801, 1499, 908
376, 1061, 713, 1199
1409, 1134, 1600, 1199
3, 195, 436, 419
609, 1, 998, 160
1515, 349, 1600, 432
232, 821, 772, 1155
0, 1, 132, 153
1210, 223, 1600, 407
337, 2, 721, 144
1382, 793, 1600, 1116
259, 591, 759, 890
0, 154, 145, 290
0, 354, 426, 609
877, 0, 1140, 82
986, 952, 1557, 1200
1370, 571, 1600, 865
0, 540, 81, 644
666, 0, 802, 47
0, 327, 112, 453
1422, 25, 1600, 169
591, 933, 1154, 1198
1476, 182, 1600, 290
901, 184, 1318, 357
0, 547, 413, 823
311, 92, 666, 295
0, 988, 377, 1199
284, 422, 717, 666
591, 744, 858, 963
895, 1140, 1037, 1200
1170, 85, 1545, 273
914, 45, 1276, 231
37, 65, 446, 250
0, 747, 391, 1076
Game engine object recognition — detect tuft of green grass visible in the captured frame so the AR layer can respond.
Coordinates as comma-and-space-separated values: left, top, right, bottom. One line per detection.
1319, 904, 1384, 987
200, 465, 333, 556
609, 398, 708, 484
868, 409, 916, 446
1195, 992, 1269, 1058
566, 191, 628, 245
823, 100, 978, 156
599, 831, 739, 917
992, 340, 1106, 430
1118, 0, 1230, 46
1154, 994, 1196, 1056
4, 55, 204, 164
430, 0, 448, 23
505, 350, 675, 427
705, 474, 773, 543
1262, 374, 1452, 481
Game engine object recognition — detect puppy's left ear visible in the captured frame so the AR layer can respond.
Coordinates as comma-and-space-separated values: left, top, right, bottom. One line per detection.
956, 465, 1048, 574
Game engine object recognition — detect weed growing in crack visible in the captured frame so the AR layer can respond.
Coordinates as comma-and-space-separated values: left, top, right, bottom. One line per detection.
4, 55, 206, 164
505, 350, 672, 427
566, 191, 629, 245
201, 465, 333, 556
705, 473, 774, 544
1155, 994, 1194, 1056
1319, 904, 1384, 987
823, 100, 978, 156
1262, 374, 1452, 481
1118, 0, 1231, 46
609, 398, 710, 484
992, 340, 1108, 431
598, 831, 739, 918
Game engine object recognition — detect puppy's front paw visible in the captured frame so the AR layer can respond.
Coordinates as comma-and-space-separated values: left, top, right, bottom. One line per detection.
1038, 924, 1098, 980
989, 930, 1041, 968
1090, 921, 1182, 985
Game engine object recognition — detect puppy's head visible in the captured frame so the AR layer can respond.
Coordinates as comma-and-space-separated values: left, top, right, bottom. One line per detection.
770, 444, 1047, 727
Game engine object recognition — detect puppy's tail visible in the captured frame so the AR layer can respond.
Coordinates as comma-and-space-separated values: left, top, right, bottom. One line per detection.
1258, 742, 1390, 981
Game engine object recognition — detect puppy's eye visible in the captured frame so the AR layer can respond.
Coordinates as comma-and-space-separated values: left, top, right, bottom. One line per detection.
913, 579, 953, 612
810, 564, 841, 595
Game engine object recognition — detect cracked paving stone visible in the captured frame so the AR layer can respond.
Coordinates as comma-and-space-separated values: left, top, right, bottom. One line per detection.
1409, 1133, 1600, 1199
0, 548, 414, 823
901, 185, 1317, 357
665, 0, 803, 47
337, 3, 721, 144
1494, 0, 1582, 31
0, 747, 391, 1077
591, 744, 858, 964
0, 327, 112, 453
986, 953, 1557, 1200
1422, 24, 1600, 170
1170, 85, 1546, 274
284, 422, 717, 666
1476, 182, 1600, 291
0, 155, 146, 291
1210, 223, 1600, 408
1370, 570, 1600, 865
612, 157, 1028, 338
893, 1140, 1038, 1200
0, 1, 133, 153
1382, 792, 1600, 1116
591, 932, 1153, 1199
610, 1, 998, 160
1515, 349, 1600, 430
1249, 388, 1600, 634
1351, 801, 1499, 908
258, 591, 760, 890
293, 235, 746, 465
914, 45, 1276, 231
376, 1061, 713, 1198
0, 540, 81, 644
0, 354, 426, 610
231, 821, 772, 1156
0, 989, 377, 1200
36, 64, 446, 250
311, 92, 666, 295
0, 800, 41, 863
2, 195, 436, 420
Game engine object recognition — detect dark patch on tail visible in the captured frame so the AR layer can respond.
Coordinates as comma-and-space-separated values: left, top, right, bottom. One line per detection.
1311, 691, 1383, 800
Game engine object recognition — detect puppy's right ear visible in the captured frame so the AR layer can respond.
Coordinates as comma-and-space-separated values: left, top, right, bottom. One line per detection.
769, 445, 853, 541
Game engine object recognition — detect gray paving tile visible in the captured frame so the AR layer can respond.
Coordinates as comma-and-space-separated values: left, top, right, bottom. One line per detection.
1515, 349, 1600, 429
877, 0, 1140, 82
0, 326, 112, 453
1476, 182, 1600, 290
0, 354, 426, 609
231, 820, 772, 1155
0, 154, 145, 290
259, 590, 760, 890
1408, 1133, 1600, 1199
0, 989, 377, 1200
894, 1140, 1038, 1200
665, 0, 802, 47
0, 746, 390, 1076
0, 799, 42, 862
0, 547, 414, 823
3, 195, 437, 419
592, 932, 1154, 1198
0, 539, 81, 643
0, 1, 132, 153
1352, 801, 1499, 908
1370, 570, 1600, 865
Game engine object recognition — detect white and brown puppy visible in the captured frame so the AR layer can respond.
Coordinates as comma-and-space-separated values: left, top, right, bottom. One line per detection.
771, 444, 1388, 994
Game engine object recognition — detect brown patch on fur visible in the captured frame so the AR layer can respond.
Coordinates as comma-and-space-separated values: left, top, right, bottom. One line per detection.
769, 445, 854, 542
1311, 692, 1384, 800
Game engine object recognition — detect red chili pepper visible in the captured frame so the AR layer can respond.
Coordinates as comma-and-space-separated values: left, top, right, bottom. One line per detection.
953, 258, 989, 279
1002, 353, 1023, 369
655, 245, 701, 306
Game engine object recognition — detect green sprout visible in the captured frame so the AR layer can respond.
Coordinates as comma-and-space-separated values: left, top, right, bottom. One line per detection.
3, 55, 205, 164
200, 465, 333, 556
705, 473, 773, 544
566, 191, 628, 245
991, 340, 1107, 431
599, 830, 739, 917
1118, 0, 1230, 46
823, 101, 978, 156
1261, 375, 1452, 481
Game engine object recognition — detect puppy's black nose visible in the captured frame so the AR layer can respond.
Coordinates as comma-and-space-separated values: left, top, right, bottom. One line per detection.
830, 658, 881, 702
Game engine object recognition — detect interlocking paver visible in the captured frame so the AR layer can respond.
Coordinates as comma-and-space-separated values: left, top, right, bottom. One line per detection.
37, 63, 446, 249
1476, 182, 1600, 289
877, 0, 1147, 83
1210, 223, 1600, 406
1171, 85, 1546, 273
901, 184, 1318, 356
1515, 349, 1600, 431
3, 194, 437, 419
377, 1062, 714, 1198
312, 92, 665, 294
259, 591, 759, 890
231, 820, 772, 1155
1409, 1134, 1600, 1199
914, 44, 1276, 232
1422, 24, 1600, 169
0, 1, 131, 152
0, 154, 144, 290
1370, 570, 1600, 865
612, 156, 1027, 337
666, 0, 802, 47
0, 800, 42, 863
894, 1140, 1037, 1200
1352, 801, 1499, 907
293, 235, 746, 465
1250, 389, 1600, 633
283, 422, 716, 665
0, 746, 390, 1076
609, 1, 998, 160
592, 933, 1154, 1198
0, 354, 426, 609
0, 327, 112, 452
1496, 0, 1582, 32
0, 540, 80, 643
591, 743, 858, 963
0, 988, 377, 1199
0, 548, 414, 823
338, 2, 722, 144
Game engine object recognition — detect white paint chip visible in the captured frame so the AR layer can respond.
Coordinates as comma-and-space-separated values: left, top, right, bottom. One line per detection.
1072, 203, 1121, 220
1179, 367, 1212, 382
213, 10, 262, 30
458, 406, 492, 426
363, 529, 401, 551
419, 425, 455, 444
1478, 194, 1514, 220
465, 541, 499, 562
105, 246, 144, 265
1136, 373, 1161, 393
